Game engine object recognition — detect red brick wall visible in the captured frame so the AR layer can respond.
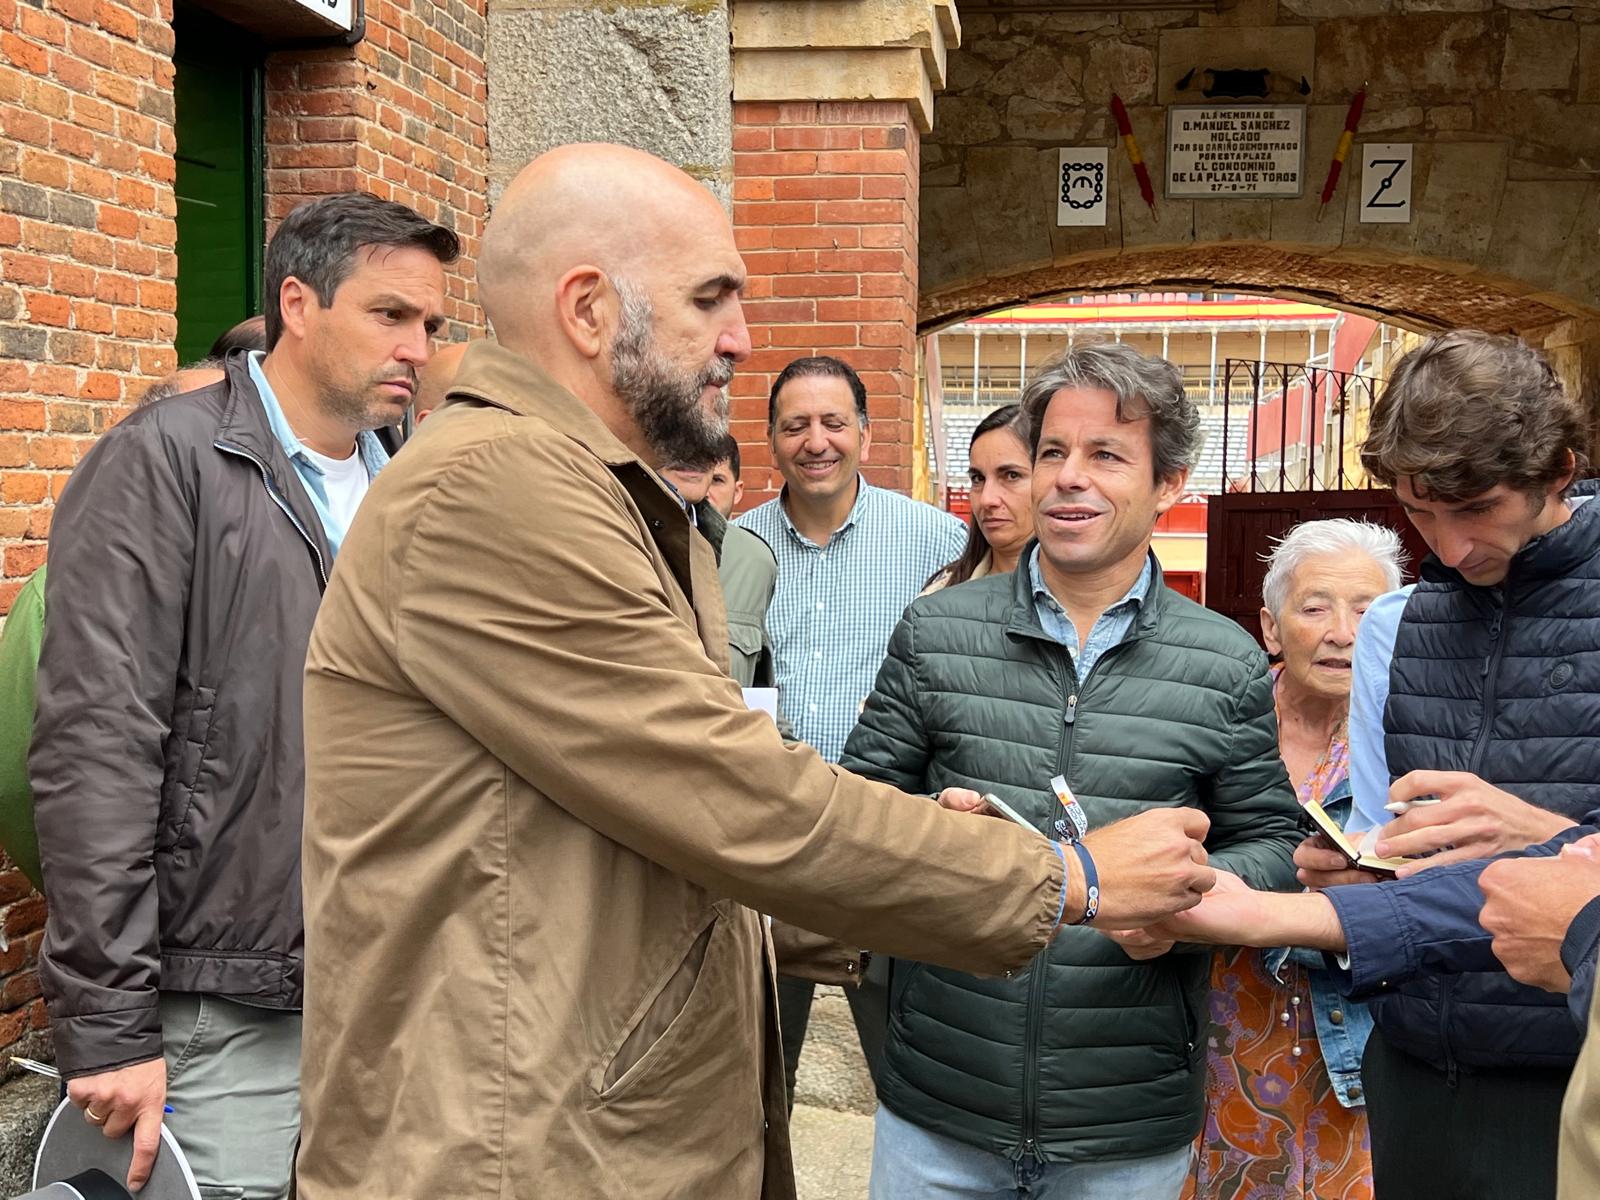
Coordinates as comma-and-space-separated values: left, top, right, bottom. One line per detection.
0, 0, 181, 610
730, 100, 921, 510
265, 0, 488, 340
0, 0, 172, 1058
0, 0, 488, 1070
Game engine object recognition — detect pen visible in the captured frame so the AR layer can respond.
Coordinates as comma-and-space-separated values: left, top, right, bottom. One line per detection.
1384, 796, 1443, 815
11, 1056, 57, 1079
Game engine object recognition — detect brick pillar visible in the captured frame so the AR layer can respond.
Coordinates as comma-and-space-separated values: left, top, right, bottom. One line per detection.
0, 0, 169, 1068
264, 1, 489, 338
730, 101, 920, 508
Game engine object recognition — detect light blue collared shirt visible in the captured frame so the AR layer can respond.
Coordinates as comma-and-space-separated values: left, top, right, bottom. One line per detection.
1345, 584, 1413, 833
1027, 547, 1152, 681
247, 353, 389, 558
736, 478, 966, 762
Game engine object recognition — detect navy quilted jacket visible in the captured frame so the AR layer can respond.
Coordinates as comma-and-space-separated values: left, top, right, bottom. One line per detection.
1371, 480, 1600, 1073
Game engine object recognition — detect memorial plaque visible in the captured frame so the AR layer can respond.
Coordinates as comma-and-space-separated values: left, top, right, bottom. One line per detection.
1166, 105, 1306, 199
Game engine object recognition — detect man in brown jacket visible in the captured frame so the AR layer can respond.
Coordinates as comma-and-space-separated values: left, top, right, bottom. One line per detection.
296, 144, 1217, 1200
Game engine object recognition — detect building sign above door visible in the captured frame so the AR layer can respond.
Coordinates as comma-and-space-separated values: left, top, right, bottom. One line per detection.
189, 0, 361, 40
288, 0, 355, 33
1166, 105, 1306, 199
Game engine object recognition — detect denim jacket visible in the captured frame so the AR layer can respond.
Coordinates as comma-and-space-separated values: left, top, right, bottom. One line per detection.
1263, 778, 1374, 1109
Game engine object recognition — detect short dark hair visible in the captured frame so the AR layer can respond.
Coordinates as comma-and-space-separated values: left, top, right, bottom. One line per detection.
715, 433, 741, 479
263, 192, 460, 349
209, 314, 267, 358
1361, 331, 1586, 502
767, 356, 868, 432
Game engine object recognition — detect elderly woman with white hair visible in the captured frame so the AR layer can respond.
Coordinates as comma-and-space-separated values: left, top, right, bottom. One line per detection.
1185, 518, 1404, 1200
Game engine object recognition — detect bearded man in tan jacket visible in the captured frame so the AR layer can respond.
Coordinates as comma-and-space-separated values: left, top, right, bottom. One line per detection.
295, 144, 1217, 1199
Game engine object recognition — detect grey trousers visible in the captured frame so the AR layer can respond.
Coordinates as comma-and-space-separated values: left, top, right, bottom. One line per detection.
159, 993, 302, 1200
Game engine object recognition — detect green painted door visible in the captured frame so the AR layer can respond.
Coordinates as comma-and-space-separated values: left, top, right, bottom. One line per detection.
173, 8, 264, 365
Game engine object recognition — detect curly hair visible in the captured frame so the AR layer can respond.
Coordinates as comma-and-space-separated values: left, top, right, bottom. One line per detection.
1360, 331, 1586, 502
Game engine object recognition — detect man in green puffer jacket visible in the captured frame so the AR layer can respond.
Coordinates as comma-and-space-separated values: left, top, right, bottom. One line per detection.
841, 342, 1301, 1200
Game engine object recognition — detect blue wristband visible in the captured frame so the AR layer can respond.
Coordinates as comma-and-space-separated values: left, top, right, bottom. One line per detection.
1051, 841, 1070, 927
1068, 840, 1100, 924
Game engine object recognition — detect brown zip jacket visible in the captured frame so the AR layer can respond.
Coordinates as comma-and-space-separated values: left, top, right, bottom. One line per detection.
296, 343, 1065, 1199
34, 357, 332, 1078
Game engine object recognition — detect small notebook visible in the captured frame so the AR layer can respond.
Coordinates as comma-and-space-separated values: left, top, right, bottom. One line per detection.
1301, 796, 1408, 878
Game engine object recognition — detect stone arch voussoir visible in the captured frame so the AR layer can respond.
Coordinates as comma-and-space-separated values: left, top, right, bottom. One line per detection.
918, 244, 1598, 338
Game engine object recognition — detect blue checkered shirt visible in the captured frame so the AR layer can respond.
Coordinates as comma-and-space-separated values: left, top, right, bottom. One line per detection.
1028, 546, 1152, 681
736, 479, 967, 761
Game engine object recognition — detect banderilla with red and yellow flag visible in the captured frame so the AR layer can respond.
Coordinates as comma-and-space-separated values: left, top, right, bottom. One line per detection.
1110, 94, 1156, 217
1317, 84, 1367, 222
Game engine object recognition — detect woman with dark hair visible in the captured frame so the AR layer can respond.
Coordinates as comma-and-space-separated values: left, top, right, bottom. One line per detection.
926, 404, 1033, 592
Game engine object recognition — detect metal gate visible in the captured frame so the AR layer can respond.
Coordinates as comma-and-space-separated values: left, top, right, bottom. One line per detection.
1216, 357, 1377, 494
1202, 358, 1427, 643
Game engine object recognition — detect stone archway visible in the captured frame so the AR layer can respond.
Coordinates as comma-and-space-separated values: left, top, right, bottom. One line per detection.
920, 243, 1594, 335
921, 245, 1600, 454
922, 242, 1600, 470
920, 0, 1600, 421
921, 243, 1593, 339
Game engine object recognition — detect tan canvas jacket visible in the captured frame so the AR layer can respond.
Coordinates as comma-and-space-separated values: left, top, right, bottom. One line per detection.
1561, 969, 1600, 1198
296, 343, 1065, 1200
773, 550, 1001, 987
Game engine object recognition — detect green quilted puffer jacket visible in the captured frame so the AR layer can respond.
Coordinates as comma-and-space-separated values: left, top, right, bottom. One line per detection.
838, 552, 1301, 1164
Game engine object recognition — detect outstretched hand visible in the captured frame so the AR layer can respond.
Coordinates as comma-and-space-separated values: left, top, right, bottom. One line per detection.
1139, 868, 1259, 945
1141, 870, 1350, 953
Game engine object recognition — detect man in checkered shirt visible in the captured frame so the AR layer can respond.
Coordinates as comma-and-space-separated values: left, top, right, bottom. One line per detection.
736, 354, 966, 1105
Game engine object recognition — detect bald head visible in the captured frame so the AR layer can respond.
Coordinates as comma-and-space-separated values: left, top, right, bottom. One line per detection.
479, 144, 735, 349
139, 362, 227, 408
414, 340, 469, 421
476, 143, 751, 467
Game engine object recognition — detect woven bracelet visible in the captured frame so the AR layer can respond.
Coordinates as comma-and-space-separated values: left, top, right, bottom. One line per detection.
1068, 839, 1100, 925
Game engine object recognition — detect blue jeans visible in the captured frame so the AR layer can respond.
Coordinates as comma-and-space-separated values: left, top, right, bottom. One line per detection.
869, 1105, 1192, 1200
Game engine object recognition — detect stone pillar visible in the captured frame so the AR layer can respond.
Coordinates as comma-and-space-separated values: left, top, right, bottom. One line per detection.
729, 0, 958, 505
487, 0, 733, 204
1536, 318, 1600, 464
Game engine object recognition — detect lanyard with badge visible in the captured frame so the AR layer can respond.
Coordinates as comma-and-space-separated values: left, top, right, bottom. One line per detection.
976, 776, 1099, 924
